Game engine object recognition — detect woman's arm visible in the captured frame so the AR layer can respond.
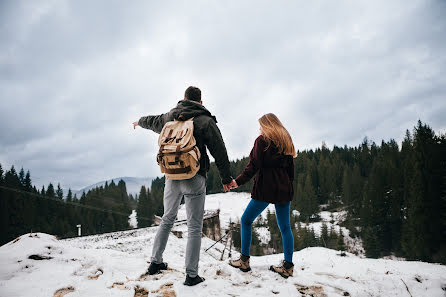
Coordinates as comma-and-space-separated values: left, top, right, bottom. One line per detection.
235, 135, 266, 187
287, 157, 295, 182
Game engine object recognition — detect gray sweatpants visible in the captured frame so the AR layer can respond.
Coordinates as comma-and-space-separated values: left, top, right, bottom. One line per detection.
150, 174, 206, 277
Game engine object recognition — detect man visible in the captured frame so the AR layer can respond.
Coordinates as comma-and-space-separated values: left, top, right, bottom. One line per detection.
133, 86, 236, 286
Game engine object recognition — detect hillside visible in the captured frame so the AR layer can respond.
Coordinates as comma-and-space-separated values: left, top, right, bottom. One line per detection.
1, 228, 445, 296
157, 192, 364, 256
1, 192, 445, 296
0, 227, 446, 297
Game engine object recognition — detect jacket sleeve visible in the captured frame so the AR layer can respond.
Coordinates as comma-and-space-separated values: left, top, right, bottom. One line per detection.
204, 119, 233, 185
138, 111, 174, 134
235, 136, 265, 187
287, 158, 295, 182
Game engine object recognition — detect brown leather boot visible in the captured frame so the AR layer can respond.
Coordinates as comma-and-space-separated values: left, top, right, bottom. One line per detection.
229, 255, 251, 272
269, 260, 294, 278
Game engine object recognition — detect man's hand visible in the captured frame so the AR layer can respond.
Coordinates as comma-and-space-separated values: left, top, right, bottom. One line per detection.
132, 121, 139, 129
223, 179, 238, 192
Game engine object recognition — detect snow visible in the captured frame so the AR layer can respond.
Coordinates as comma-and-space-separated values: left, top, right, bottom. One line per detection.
255, 227, 271, 245
2, 193, 445, 296
176, 192, 276, 229
319, 211, 347, 225
173, 193, 366, 256
128, 210, 137, 229
1, 228, 446, 297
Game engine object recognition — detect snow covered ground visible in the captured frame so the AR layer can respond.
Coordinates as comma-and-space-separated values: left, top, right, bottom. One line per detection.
175, 192, 364, 256
176, 192, 275, 229
1, 228, 445, 297
2, 192, 445, 296
128, 210, 137, 229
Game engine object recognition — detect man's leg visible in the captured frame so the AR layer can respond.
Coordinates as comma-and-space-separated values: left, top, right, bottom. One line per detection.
151, 178, 183, 264
183, 175, 206, 277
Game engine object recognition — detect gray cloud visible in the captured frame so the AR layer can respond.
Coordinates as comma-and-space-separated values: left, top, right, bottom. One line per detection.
1, 0, 445, 190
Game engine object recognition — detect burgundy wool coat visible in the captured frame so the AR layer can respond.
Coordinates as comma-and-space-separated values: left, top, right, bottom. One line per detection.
235, 135, 295, 204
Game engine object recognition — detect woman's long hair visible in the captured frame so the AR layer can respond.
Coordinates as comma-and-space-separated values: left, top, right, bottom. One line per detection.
259, 113, 297, 157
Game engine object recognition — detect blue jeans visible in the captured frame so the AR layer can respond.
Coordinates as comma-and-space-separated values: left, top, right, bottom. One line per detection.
241, 199, 294, 263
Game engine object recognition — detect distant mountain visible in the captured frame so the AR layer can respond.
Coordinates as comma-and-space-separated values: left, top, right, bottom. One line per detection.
73, 176, 157, 197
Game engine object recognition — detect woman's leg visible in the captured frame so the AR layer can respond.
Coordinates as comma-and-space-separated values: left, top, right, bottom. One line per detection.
241, 199, 269, 257
274, 202, 294, 263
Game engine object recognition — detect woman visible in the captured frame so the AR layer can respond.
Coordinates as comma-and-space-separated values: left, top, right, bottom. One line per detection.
229, 113, 296, 278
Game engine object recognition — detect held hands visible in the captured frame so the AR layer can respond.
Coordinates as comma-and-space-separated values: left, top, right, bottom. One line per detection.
223, 179, 238, 192
132, 121, 139, 129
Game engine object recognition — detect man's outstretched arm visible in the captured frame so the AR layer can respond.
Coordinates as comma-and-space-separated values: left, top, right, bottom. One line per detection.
134, 111, 174, 134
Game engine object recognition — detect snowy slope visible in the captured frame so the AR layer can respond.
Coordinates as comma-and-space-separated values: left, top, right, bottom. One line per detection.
176, 192, 275, 229
1, 227, 446, 297
128, 210, 137, 229
176, 192, 364, 256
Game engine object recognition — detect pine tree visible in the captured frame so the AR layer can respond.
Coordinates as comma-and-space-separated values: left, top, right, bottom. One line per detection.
7, 166, 19, 187
151, 177, 165, 216
321, 222, 328, 247
66, 189, 73, 202
24, 171, 32, 191
46, 183, 55, 197
0, 163, 8, 244
266, 209, 282, 253
342, 166, 352, 206
4, 166, 25, 241
337, 228, 346, 251
293, 222, 302, 250
328, 224, 338, 249
18, 168, 25, 188
136, 185, 154, 227
56, 183, 64, 200
309, 226, 318, 246
0, 163, 4, 184
401, 121, 442, 262
292, 175, 304, 216
80, 192, 86, 204
364, 227, 380, 258
301, 175, 318, 220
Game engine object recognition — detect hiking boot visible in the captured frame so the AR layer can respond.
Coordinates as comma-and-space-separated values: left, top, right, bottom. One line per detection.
229, 254, 251, 272
147, 262, 168, 275
269, 260, 294, 278
183, 275, 205, 286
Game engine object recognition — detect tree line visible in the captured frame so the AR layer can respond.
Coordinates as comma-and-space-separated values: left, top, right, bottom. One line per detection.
1, 120, 445, 264
207, 121, 446, 264
0, 164, 165, 246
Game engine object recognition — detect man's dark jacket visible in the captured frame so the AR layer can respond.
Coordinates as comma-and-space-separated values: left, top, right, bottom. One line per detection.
138, 99, 233, 185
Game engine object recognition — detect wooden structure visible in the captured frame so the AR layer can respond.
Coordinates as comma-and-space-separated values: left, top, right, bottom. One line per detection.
154, 209, 222, 240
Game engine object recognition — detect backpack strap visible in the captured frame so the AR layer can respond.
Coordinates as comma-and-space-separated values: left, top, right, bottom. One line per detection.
174, 145, 181, 163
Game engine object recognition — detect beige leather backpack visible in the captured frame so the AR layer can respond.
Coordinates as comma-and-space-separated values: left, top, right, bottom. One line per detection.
157, 118, 201, 180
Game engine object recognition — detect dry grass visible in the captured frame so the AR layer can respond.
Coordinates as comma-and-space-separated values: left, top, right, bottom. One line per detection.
53, 286, 75, 297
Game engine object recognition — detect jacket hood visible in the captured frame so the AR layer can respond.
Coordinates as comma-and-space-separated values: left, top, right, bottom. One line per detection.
171, 100, 217, 123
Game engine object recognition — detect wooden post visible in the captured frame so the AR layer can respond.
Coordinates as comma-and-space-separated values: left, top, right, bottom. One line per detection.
228, 220, 234, 259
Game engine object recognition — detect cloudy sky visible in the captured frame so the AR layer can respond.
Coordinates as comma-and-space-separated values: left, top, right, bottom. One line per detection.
1, 0, 445, 190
